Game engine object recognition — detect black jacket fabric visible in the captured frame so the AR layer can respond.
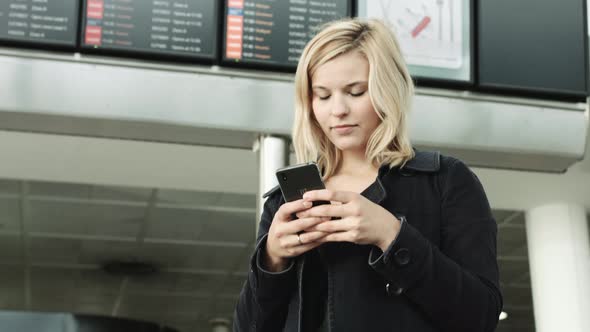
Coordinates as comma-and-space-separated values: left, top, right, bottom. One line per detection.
234, 151, 503, 332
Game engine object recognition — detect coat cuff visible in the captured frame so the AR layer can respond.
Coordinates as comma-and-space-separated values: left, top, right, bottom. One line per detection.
368, 217, 431, 293
251, 234, 296, 300
368, 216, 406, 265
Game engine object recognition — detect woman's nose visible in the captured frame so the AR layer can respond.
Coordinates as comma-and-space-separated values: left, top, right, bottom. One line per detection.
331, 95, 349, 117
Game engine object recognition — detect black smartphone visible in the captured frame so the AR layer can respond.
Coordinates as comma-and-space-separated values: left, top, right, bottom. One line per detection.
276, 162, 330, 206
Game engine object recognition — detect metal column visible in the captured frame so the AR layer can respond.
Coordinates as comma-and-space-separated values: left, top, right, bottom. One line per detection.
255, 135, 289, 237
525, 203, 590, 332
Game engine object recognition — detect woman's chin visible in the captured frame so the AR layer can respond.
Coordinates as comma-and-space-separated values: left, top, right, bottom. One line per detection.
331, 141, 366, 153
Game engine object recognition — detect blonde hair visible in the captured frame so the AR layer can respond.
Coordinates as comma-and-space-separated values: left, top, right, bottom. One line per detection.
292, 18, 415, 179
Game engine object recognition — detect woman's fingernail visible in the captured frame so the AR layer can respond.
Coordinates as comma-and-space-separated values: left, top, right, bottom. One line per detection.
303, 201, 312, 207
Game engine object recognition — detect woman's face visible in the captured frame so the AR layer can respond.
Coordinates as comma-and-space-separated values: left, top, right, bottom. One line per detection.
311, 51, 380, 154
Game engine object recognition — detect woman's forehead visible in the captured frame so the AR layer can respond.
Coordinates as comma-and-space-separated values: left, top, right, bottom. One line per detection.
311, 52, 369, 88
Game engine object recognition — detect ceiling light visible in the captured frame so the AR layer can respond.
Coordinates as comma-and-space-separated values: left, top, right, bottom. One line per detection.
499, 311, 508, 320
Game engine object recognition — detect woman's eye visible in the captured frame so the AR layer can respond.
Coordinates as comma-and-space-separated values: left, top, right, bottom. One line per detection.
350, 91, 365, 97
318, 95, 331, 100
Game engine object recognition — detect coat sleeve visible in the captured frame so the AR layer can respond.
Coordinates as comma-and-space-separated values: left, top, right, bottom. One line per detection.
369, 158, 503, 332
233, 193, 297, 332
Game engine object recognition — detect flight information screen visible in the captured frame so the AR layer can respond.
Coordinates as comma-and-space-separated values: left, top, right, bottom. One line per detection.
81, 0, 218, 60
357, 0, 472, 83
0, 0, 79, 46
223, 0, 350, 68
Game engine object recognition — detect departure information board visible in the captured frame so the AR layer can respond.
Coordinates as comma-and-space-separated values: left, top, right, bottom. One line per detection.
224, 0, 350, 68
0, 0, 79, 46
81, 0, 217, 60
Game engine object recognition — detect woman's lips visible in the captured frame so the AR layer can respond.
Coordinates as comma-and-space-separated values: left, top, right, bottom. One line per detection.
332, 125, 356, 134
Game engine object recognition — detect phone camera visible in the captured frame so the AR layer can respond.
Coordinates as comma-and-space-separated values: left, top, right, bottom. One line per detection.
282, 174, 287, 181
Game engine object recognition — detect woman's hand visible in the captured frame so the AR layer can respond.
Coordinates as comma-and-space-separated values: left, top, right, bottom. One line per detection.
297, 190, 401, 252
263, 199, 330, 272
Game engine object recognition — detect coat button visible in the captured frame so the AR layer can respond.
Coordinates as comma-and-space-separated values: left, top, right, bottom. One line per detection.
394, 248, 411, 266
386, 283, 404, 296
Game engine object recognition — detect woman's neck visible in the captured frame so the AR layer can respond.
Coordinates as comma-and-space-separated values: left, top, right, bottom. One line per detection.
337, 150, 378, 177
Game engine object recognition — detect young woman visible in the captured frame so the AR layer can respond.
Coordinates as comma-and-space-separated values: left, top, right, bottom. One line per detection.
234, 18, 502, 332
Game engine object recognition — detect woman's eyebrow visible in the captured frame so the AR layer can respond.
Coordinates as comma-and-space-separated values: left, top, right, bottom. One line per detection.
345, 81, 368, 87
312, 81, 368, 90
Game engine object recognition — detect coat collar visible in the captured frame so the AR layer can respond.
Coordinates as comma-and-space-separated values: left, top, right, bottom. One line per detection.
380, 150, 441, 176
401, 150, 441, 173
369, 150, 441, 204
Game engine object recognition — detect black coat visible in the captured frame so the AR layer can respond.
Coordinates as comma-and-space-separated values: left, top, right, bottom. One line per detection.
234, 151, 503, 332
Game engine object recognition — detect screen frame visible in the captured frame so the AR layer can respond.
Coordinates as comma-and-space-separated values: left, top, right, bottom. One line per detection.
354, 0, 475, 89
220, 0, 354, 73
0, 0, 80, 50
474, 0, 589, 100
78, 0, 219, 64
411, 0, 475, 88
